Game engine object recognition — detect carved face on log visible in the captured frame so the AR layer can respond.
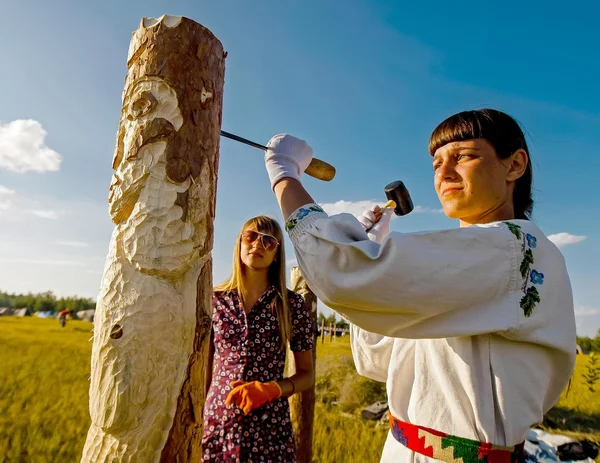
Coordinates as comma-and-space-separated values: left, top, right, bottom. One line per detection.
107, 75, 197, 278
108, 76, 185, 224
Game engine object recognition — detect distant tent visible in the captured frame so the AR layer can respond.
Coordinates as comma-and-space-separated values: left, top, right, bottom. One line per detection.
0, 307, 15, 316
36, 311, 56, 319
576, 344, 588, 355
15, 308, 32, 317
77, 309, 95, 323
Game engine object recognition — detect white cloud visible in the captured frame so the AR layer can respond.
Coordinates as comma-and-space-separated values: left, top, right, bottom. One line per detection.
548, 232, 587, 248
0, 189, 67, 222
320, 200, 378, 218
86, 269, 103, 275
57, 240, 90, 248
575, 307, 600, 317
0, 258, 86, 266
0, 185, 69, 221
413, 205, 443, 214
0, 119, 63, 173
28, 209, 60, 220
319, 199, 443, 218
0, 185, 15, 210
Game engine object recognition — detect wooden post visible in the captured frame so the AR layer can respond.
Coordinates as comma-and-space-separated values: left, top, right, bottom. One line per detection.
329, 323, 334, 343
81, 15, 225, 463
287, 267, 317, 463
321, 318, 325, 344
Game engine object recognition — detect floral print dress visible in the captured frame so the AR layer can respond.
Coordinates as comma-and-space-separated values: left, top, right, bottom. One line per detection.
201, 286, 314, 462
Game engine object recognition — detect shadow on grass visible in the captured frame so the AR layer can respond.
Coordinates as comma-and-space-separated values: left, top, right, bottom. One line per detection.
73, 327, 93, 333
543, 406, 600, 435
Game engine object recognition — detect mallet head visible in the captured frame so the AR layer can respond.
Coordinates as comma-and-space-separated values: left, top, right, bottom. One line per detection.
384, 180, 414, 216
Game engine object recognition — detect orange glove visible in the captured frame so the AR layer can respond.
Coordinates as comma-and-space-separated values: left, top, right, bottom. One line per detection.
225, 380, 282, 415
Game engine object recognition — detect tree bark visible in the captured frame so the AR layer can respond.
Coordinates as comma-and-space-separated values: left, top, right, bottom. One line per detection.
81, 15, 225, 463
287, 267, 318, 463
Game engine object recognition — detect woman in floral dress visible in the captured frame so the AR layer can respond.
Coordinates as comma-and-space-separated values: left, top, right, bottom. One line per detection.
202, 215, 315, 462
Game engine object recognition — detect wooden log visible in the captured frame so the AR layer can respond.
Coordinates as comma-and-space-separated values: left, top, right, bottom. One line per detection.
287, 266, 318, 463
81, 15, 225, 463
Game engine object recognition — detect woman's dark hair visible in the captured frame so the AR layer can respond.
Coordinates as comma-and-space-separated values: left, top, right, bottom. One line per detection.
428, 108, 533, 220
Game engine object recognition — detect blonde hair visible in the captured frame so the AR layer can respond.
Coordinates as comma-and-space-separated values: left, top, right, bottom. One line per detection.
214, 216, 291, 350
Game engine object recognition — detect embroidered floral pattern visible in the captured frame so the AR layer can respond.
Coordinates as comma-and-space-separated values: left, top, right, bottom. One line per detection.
285, 204, 325, 232
520, 249, 534, 279
506, 222, 543, 317
506, 222, 522, 240
521, 287, 541, 318
530, 270, 544, 285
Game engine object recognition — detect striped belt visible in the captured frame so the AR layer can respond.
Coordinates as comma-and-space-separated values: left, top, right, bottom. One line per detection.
389, 412, 525, 463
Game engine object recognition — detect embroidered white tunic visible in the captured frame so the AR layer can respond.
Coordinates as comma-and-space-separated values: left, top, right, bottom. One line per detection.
286, 204, 576, 462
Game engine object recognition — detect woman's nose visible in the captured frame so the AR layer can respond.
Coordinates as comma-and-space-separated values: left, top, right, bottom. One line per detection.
436, 161, 457, 181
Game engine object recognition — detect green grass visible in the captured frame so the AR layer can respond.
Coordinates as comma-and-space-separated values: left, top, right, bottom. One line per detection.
540, 353, 600, 443
312, 404, 387, 463
312, 336, 388, 462
1, 318, 598, 463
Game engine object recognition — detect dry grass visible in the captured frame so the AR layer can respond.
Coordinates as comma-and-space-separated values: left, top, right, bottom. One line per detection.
0, 317, 92, 462
1, 318, 598, 462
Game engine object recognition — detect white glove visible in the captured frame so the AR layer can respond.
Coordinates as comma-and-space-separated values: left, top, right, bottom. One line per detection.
358, 205, 392, 244
265, 134, 314, 191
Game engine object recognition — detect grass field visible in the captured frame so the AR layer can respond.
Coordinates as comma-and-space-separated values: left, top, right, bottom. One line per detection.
0, 317, 598, 462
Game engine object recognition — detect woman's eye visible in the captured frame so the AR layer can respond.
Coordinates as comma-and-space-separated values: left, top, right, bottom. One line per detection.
458, 154, 472, 161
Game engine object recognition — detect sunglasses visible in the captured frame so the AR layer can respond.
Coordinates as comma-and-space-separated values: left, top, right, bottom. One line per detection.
241, 230, 280, 251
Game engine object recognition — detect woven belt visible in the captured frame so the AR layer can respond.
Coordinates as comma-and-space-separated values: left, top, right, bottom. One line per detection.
389, 412, 525, 463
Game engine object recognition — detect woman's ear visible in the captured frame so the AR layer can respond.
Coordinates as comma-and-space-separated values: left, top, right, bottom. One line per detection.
506, 148, 529, 182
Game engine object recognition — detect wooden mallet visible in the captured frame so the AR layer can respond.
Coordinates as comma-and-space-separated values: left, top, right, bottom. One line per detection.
220, 130, 336, 182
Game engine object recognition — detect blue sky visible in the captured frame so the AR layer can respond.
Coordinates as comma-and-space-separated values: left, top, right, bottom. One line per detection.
0, 0, 598, 335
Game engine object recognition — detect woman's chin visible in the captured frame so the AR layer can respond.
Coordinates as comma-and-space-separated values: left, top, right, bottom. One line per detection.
243, 258, 271, 271
441, 205, 461, 219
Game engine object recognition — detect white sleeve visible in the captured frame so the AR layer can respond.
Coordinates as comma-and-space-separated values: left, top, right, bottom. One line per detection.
286, 204, 524, 339
350, 325, 394, 383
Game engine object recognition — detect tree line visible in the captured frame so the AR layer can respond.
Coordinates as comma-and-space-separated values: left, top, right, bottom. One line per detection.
317, 312, 349, 330
319, 311, 600, 351
0, 290, 96, 313
2, 288, 595, 350
577, 330, 600, 354
319, 312, 600, 350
